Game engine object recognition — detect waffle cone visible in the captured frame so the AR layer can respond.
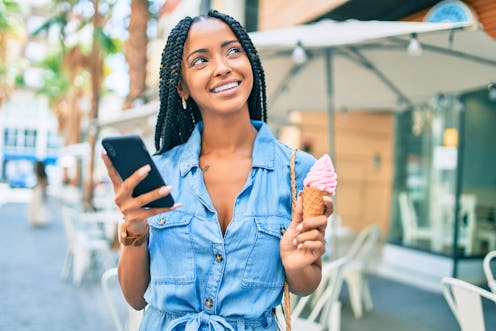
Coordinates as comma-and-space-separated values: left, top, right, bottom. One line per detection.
303, 186, 331, 219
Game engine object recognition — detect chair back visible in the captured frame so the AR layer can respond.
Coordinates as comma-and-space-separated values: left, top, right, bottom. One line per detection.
101, 267, 144, 331
346, 224, 380, 268
398, 192, 418, 243
292, 257, 348, 330
441, 277, 496, 331
483, 250, 496, 293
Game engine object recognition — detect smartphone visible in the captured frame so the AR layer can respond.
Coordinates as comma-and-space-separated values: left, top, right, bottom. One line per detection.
101, 135, 175, 208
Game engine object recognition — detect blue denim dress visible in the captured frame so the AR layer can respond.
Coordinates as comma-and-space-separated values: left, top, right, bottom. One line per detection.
140, 121, 315, 331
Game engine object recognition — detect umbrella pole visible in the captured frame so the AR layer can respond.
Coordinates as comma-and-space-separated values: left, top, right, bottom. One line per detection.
325, 48, 335, 159
325, 48, 340, 258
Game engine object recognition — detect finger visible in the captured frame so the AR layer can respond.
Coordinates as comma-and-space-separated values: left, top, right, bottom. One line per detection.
293, 191, 303, 222
101, 151, 123, 190
323, 195, 334, 217
295, 215, 328, 234
114, 165, 151, 208
294, 229, 325, 246
125, 202, 183, 223
128, 185, 173, 210
297, 240, 326, 252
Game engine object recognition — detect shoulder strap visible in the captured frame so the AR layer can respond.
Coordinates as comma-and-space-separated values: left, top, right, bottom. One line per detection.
283, 148, 297, 331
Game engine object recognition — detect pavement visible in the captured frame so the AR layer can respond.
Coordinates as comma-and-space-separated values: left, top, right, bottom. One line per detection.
0, 189, 122, 331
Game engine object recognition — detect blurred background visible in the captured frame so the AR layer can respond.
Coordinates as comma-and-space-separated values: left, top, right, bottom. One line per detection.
1, 0, 495, 330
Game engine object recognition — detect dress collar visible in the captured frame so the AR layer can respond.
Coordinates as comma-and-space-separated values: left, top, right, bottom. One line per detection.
178, 120, 275, 176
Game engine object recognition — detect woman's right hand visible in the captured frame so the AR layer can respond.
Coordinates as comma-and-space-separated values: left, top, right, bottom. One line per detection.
101, 151, 181, 233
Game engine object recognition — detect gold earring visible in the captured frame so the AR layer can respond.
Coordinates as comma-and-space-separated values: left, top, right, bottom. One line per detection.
181, 98, 187, 110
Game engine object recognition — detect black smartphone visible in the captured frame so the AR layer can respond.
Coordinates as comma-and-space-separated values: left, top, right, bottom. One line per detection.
101, 135, 175, 208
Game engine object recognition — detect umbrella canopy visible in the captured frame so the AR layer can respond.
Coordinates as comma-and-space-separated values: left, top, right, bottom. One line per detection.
249, 20, 496, 113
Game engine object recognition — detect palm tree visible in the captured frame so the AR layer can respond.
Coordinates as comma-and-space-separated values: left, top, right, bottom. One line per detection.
0, 0, 22, 108
124, 0, 150, 109
33, 0, 121, 207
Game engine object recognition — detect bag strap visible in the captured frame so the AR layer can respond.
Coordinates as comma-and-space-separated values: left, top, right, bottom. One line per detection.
283, 148, 297, 331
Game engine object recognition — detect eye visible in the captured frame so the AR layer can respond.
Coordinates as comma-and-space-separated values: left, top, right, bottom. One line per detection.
227, 47, 242, 56
191, 56, 208, 67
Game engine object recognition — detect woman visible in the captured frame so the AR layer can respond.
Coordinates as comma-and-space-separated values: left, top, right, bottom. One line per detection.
102, 10, 332, 330
28, 160, 49, 227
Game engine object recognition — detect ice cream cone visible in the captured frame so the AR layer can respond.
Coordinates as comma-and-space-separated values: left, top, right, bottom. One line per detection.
303, 186, 331, 219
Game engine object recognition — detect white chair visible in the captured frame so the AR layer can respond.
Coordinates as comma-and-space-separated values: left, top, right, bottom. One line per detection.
440, 194, 478, 255
342, 224, 380, 319
483, 250, 496, 293
60, 205, 114, 285
290, 257, 349, 331
441, 277, 496, 331
101, 268, 144, 331
398, 192, 437, 248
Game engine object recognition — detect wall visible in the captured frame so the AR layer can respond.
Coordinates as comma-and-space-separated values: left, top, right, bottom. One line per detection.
257, 0, 348, 30
293, 110, 394, 234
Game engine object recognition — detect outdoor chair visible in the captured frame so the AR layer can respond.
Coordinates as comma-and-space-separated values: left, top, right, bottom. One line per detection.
342, 224, 380, 319
288, 257, 349, 331
101, 267, 144, 331
441, 277, 496, 331
398, 191, 437, 249
483, 250, 496, 294
60, 205, 114, 286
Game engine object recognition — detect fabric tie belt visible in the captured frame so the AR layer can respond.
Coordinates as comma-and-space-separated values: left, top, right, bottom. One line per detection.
165, 310, 273, 331
167, 311, 234, 331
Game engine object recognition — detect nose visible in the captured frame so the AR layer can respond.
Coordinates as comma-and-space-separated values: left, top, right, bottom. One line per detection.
214, 56, 231, 77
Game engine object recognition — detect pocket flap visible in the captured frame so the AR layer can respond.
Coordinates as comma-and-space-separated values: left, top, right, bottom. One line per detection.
254, 216, 288, 239
148, 212, 193, 229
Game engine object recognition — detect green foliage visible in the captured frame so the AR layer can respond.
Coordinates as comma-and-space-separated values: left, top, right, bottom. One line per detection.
35, 54, 70, 105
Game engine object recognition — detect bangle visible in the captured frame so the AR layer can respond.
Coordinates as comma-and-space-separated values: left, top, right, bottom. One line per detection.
119, 220, 149, 247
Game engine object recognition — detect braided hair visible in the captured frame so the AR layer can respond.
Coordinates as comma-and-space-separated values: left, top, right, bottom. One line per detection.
154, 10, 268, 154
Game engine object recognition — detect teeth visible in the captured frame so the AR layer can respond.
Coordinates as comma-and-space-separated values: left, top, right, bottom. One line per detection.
212, 82, 238, 93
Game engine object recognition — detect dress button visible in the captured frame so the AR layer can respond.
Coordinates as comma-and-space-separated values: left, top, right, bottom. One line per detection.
205, 298, 213, 308
280, 226, 286, 235
215, 253, 223, 263
158, 217, 166, 225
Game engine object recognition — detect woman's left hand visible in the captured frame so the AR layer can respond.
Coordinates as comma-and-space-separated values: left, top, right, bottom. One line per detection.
280, 192, 333, 272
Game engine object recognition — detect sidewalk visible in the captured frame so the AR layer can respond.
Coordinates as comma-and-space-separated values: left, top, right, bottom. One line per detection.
0, 197, 118, 331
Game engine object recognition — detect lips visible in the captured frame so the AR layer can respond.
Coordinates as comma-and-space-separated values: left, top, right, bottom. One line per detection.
210, 81, 240, 93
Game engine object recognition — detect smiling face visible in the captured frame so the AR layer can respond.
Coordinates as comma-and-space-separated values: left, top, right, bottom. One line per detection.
177, 18, 254, 117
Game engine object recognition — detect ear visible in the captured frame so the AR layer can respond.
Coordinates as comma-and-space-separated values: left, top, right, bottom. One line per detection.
177, 80, 189, 100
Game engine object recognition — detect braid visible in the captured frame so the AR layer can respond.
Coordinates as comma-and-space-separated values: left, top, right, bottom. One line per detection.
154, 10, 268, 154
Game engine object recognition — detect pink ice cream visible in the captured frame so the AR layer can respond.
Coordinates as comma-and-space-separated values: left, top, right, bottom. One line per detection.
303, 154, 338, 195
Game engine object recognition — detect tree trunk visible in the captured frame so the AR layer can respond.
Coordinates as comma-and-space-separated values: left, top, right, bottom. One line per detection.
84, 0, 104, 210
124, 0, 150, 109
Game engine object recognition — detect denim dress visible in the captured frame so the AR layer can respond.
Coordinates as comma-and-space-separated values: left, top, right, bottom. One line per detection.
140, 121, 315, 331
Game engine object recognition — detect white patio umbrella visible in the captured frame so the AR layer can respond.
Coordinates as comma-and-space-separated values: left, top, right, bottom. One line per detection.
249, 20, 496, 150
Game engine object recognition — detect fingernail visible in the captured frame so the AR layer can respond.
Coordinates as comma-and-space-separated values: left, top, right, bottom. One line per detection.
158, 186, 171, 195
297, 243, 303, 250
138, 164, 151, 176
172, 202, 182, 209
296, 224, 303, 232
293, 238, 298, 247
101, 148, 107, 155
323, 196, 332, 203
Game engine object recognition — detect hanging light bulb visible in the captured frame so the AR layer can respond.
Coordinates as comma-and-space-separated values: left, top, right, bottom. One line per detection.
488, 82, 496, 101
292, 40, 307, 65
407, 33, 422, 56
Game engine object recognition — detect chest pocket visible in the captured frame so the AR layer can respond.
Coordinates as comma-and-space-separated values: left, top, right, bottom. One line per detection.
148, 212, 195, 284
241, 216, 288, 288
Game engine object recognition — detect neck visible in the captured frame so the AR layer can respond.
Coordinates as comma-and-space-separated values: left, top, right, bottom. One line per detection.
201, 113, 257, 157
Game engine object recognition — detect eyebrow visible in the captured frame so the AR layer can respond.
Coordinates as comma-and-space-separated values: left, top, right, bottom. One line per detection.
185, 40, 240, 62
